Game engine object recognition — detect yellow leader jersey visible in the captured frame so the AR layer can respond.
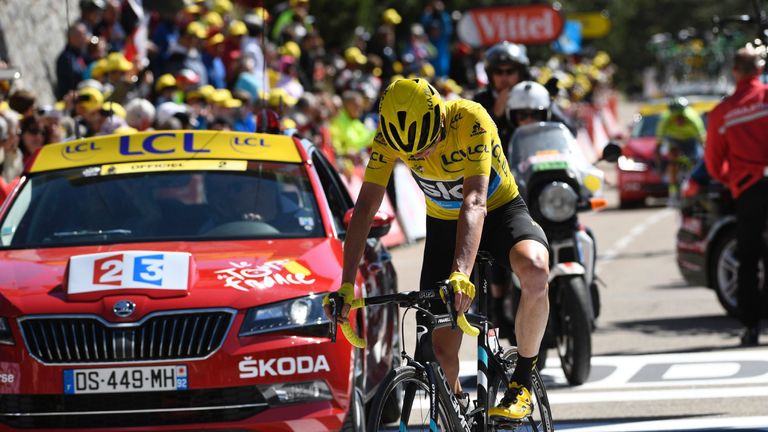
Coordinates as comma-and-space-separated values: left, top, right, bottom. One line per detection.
364, 99, 519, 220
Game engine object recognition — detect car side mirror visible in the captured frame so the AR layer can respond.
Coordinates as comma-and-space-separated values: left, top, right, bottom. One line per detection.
343, 208, 394, 239
601, 141, 622, 163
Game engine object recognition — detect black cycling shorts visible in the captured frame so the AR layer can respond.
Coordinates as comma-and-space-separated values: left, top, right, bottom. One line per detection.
419, 195, 549, 314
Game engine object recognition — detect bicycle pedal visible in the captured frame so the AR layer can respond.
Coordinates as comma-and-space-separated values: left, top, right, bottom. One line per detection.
465, 407, 484, 417
490, 416, 525, 428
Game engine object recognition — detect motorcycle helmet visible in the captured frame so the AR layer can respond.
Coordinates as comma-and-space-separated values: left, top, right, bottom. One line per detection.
378, 78, 445, 156
506, 81, 551, 123
669, 96, 689, 113
484, 41, 530, 83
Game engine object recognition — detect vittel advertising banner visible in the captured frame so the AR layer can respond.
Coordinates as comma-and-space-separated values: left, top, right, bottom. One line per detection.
457, 5, 565, 47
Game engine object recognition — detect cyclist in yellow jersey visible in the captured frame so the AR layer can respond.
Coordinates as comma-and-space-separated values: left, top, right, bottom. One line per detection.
324, 78, 550, 421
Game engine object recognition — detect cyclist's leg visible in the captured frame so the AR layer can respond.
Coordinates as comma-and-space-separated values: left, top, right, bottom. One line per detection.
420, 215, 463, 394
482, 197, 549, 420
510, 240, 550, 361
667, 143, 681, 195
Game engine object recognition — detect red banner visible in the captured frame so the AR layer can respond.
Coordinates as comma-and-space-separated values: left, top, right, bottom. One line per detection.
457, 5, 565, 47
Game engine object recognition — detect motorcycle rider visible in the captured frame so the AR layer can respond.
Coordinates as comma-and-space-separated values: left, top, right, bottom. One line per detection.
507, 81, 552, 127
655, 96, 706, 204
473, 41, 530, 149
324, 78, 550, 420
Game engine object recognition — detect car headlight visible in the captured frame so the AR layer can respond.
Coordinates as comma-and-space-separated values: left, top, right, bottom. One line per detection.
0, 318, 14, 345
538, 181, 578, 222
239, 295, 328, 337
618, 156, 649, 172
258, 380, 332, 406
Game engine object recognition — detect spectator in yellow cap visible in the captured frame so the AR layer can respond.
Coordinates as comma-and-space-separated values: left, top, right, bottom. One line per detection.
90, 58, 108, 83
212, 0, 233, 16
344, 47, 368, 67
267, 88, 297, 116
104, 52, 133, 86
202, 11, 224, 32
279, 41, 301, 60
208, 88, 242, 124
75, 86, 104, 117
382, 8, 402, 26
154, 73, 178, 104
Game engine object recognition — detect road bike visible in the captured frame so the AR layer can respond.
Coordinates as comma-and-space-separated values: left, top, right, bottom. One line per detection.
328, 252, 554, 431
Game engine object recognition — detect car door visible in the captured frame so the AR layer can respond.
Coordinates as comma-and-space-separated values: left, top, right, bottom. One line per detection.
309, 149, 398, 402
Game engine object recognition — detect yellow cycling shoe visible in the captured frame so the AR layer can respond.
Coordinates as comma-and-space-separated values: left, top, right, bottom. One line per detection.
487, 382, 533, 421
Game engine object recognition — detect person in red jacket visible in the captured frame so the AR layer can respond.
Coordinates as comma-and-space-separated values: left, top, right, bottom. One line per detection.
705, 46, 768, 346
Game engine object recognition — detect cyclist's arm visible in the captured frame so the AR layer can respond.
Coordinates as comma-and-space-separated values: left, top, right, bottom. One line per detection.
452, 174, 488, 313
341, 181, 387, 285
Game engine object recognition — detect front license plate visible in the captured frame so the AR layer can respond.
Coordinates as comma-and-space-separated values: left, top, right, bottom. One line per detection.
63, 365, 188, 394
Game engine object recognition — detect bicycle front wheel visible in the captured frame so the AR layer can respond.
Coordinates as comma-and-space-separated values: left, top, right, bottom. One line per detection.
367, 365, 457, 432
487, 348, 554, 432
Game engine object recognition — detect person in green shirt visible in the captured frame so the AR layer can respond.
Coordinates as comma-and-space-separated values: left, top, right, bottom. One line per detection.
329, 90, 376, 176
655, 96, 706, 202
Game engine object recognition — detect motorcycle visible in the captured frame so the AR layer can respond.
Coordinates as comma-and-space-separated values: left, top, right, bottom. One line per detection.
489, 121, 620, 385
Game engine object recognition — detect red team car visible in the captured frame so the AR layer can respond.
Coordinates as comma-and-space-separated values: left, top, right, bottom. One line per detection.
0, 131, 399, 431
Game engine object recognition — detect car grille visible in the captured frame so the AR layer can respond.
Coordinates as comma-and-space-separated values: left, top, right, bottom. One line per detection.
0, 386, 268, 429
19, 309, 234, 364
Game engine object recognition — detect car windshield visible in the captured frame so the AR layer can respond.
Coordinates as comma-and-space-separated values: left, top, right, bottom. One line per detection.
0, 161, 324, 249
632, 113, 661, 138
509, 122, 589, 170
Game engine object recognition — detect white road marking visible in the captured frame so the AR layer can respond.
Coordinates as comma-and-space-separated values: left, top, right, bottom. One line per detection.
597, 208, 675, 271
548, 385, 768, 404
460, 349, 768, 391
557, 416, 768, 431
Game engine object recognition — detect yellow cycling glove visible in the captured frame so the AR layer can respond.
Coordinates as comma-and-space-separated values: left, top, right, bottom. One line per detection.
440, 271, 475, 302
323, 282, 355, 308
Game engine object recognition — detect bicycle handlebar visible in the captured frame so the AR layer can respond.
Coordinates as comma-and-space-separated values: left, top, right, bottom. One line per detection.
328, 282, 479, 349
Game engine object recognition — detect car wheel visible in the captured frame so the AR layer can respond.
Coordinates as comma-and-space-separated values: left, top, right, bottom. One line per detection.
619, 198, 642, 209
709, 230, 766, 317
341, 386, 365, 432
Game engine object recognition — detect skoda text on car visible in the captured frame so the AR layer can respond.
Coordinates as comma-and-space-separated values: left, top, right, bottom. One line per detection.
617, 97, 717, 208
0, 130, 399, 431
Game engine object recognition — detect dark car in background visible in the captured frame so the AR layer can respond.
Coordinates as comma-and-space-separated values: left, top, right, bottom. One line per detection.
675, 161, 768, 317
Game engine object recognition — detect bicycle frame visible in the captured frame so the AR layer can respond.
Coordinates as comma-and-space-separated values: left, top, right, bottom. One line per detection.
357, 252, 512, 431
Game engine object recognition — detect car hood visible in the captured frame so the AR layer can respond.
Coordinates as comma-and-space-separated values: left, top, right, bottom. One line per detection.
624, 137, 657, 160
0, 238, 343, 319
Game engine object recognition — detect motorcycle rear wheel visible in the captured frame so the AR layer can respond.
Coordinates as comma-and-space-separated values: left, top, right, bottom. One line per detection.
556, 276, 592, 386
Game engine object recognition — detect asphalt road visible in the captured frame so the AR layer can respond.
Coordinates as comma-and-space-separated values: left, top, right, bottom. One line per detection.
387, 164, 768, 431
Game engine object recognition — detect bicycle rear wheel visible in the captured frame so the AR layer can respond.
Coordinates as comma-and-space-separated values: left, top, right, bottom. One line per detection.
367, 365, 456, 432
487, 348, 554, 432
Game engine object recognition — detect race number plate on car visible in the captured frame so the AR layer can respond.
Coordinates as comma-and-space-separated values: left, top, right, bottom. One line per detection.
63, 365, 188, 394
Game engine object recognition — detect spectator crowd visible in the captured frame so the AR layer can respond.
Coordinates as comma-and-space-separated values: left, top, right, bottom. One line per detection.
0, 0, 618, 192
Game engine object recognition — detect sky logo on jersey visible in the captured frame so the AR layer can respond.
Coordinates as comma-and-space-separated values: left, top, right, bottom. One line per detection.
68, 251, 192, 295
415, 171, 502, 209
